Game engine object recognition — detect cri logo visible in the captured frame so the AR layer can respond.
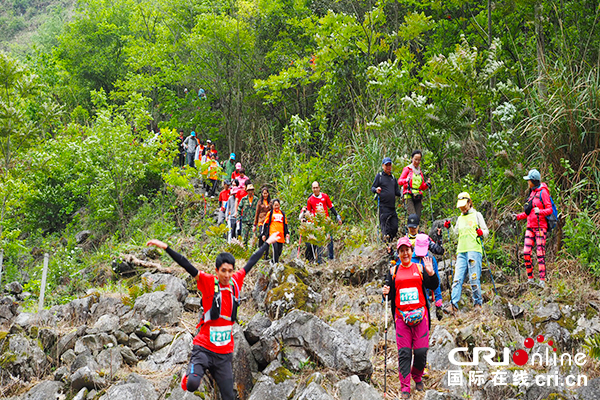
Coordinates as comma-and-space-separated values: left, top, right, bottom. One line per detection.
512, 335, 554, 366
448, 335, 585, 366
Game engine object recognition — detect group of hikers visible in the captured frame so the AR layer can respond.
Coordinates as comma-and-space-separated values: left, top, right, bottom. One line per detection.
148, 145, 556, 399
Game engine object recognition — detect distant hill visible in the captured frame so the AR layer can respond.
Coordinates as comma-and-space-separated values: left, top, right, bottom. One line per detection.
0, 0, 75, 53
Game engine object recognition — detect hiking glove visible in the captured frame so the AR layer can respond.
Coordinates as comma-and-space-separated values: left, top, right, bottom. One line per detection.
476, 228, 483, 237
444, 220, 451, 229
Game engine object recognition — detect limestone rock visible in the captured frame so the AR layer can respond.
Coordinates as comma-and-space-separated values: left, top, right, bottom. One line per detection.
70, 366, 106, 391
336, 375, 382, 400
244, 313, 272, 345
98, 373, 158, 400
294, 381, 335, 400
142, 272, 189, 303
138, 332, 193, 371
428, 326, 456, 371
132, 291, 183, 326
20, 380, 65, 400
75, 230, 92, 244
534, 303, 562, 322
233, 324, 257, 400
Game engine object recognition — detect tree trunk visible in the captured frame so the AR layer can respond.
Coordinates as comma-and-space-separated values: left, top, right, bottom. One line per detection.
535, 2, 547, 97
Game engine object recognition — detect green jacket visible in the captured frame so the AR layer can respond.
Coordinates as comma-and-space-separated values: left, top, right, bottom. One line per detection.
238, 195, 257, 225
224, 159, 236, 178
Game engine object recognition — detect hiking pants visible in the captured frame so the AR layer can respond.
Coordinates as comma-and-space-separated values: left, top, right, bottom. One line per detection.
379, 209, 398, 242
405, 197, 423, 220
450, 251, 483, 307
258, 230, 270, 259
186, 152, 196, 168
272, 242, 284, 263
524, 227, 547, 281
182, 346, 234, 400
395, 311, 429, 394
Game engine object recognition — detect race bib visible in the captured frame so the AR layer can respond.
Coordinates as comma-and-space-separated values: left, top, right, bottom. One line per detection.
399, 287, 420, 306
209, 325, 232, 346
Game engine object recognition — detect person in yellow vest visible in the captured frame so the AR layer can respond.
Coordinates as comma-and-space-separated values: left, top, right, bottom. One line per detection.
443, 192, 488, 314
207, 156, 221, 197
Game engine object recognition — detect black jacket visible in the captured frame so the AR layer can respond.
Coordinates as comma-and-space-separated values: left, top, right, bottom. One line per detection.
371, 171, 402, 211
385, 262, 439, 329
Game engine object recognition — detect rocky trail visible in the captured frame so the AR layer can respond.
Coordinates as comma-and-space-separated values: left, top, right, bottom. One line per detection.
1, 242, 600, 400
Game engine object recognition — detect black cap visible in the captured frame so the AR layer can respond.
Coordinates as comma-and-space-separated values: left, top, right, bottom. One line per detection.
407, 214, 420, 228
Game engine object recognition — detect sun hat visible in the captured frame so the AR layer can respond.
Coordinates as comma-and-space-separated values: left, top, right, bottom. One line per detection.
414, 233, 429, 257
246, 184, 255, 190
456, 192, 471, 208
397, 236, 412, 250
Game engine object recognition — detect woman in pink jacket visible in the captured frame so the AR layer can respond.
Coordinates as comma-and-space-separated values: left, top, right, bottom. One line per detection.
514, 169, 554, 288
398, 150, 430, 219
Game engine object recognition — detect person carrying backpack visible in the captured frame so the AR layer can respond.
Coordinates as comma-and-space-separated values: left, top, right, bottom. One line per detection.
398, 150, 431, 220
145, 232, 281, 399
223, 153, 236, 178
382, 237, 439, 399
443, 192, 488, 314
261, 199, 290, 263
238, 184, 257, 245
513, 169, 554, 288
371, 157, 403, 242
183, 131, 199, 168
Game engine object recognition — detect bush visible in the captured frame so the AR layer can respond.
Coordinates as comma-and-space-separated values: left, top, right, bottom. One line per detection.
562, 210, 600, 276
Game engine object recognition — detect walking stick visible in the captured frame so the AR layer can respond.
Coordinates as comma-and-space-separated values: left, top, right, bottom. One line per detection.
384, 294, 388, 397
297, 234, 302, 259
477, 235, 498, 295
374, 193, 381, 243
514, 219, 521, 282
444, 226, 453, 292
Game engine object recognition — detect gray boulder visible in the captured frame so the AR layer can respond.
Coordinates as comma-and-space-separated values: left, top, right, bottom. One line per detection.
5, 281, 23, 295
331, 316, 379, 359
61, 349, 77, 366
120, 346, 138, 365
72, 388, 88, 400
534, 302, 562, 322
184, 296, 202, 312
259, 310, 372, 378
98, 373, 158, 400
138, 332, 193, 371
428, 326, 456, 371
0, 296, 17, 325
141, 272, 189, 303
91, 296, 131, 320
74, 333, 117, 355
154, 332, 175, 350
233, 324, 258, 400
423, 390, 464, 400
57, 330, 79, 358
282, 346, 310, 372
336, 375, 382, 400
70, 366, 106, 391
89, 314, 120, 333
578, 377, 600, 400
20, 380, 65, 400
294, 381, 335, 400
1, 333, 49, 381
75, 230, 92, 243
96, 348, 123, 376
244, 313, 272, 345
168, 386, 206, 399
132, 291, 183, 326
247, 373, 296, 400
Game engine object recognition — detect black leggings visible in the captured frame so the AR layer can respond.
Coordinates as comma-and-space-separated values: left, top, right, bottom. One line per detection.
258, 234, 270, 259
272, 242, 284, 263
184, 346, 234, 400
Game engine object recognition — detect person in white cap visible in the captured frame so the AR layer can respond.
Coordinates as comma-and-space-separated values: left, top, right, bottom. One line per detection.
444, 192, 488, 314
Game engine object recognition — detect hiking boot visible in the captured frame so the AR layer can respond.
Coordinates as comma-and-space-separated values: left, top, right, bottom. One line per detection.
443, 304, 458, 316
401, 392, 411, 399
474, 304, 482, 310
527, 278, 536, 286
415, 381, 425, 391
435, 307, 444, 321
538, 280, 546, 288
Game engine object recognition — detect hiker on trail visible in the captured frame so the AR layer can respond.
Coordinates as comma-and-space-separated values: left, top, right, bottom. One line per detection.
226, 180, 240, 241
183, 131, 199, 168
261, 199, 289, 263
201, 139, 212, 163
231, 163, 242, 181
223, 153, 236, 178
398, 150, 431, 219
371, 157, 402, 242
443, 192, 488, 314
254, 187, 272, 256
238, 184, 257, 245
237, 168, 250, 189
217, 181, 231, 225
383, 237, 438, 399
145, 231, 281, 399
407, 214, 444, 313
177, 130, 185, 167
514, 169, 553, 288
234, 180, 248, 236
207, 156, 221, 197
301, 181, 342, 261
210, 143, 218, 161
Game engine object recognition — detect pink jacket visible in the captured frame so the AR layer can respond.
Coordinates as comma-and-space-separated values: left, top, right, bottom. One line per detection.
516, 183, 553, 230
398, 164, 428, 196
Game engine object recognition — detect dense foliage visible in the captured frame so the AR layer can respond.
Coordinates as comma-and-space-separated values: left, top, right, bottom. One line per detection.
1, 0, 599, 305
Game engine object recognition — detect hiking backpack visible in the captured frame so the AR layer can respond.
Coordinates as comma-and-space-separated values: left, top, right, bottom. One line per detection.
538, 189, 558, 231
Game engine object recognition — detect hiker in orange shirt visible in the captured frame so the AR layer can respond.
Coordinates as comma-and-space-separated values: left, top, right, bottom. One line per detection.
261, 199, 289, 263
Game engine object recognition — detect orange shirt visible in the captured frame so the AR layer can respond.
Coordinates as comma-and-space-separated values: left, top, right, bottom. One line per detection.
267, 210, 287, 243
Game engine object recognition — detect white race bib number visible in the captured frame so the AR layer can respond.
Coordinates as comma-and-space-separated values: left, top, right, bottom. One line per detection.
209, 325, 232, 346
399, 287, 420, 306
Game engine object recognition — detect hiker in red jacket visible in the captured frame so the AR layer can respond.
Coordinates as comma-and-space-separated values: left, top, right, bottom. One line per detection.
146, 232, 281, 399
398, 150, 431, 220
514, 169, 554, 288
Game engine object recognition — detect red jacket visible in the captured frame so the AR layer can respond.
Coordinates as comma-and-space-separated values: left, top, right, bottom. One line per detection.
516, 183, 553, 230
398, 165, 428, 197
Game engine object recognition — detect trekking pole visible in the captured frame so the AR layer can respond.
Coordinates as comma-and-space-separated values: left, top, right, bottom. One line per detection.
444, 225, 453, 292
384, 293, 388, 397
514, 219, 521, 282
297, 234, 302, 259
374, 193, 381, 243
477, 235, 498, 295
